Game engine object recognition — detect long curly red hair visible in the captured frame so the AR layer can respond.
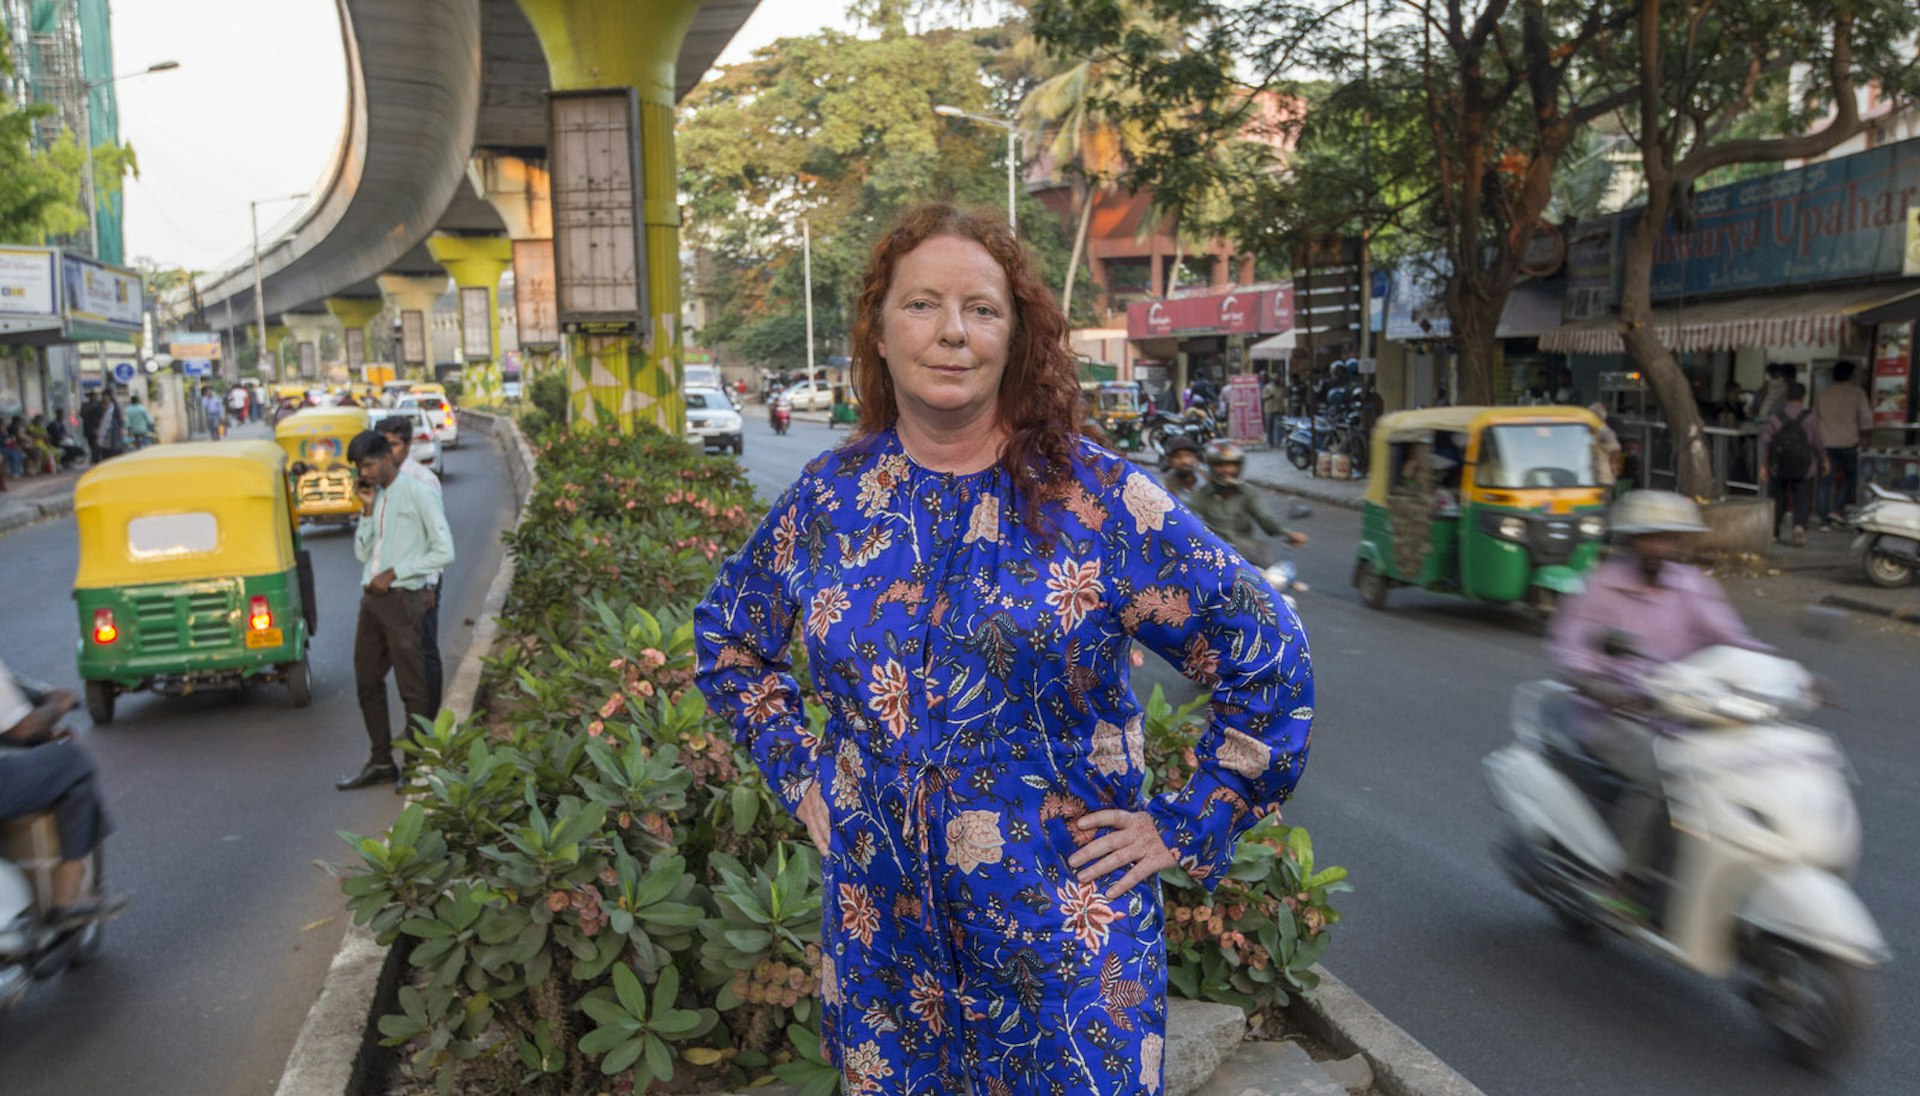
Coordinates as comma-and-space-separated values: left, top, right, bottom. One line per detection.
851, 203, 1086, 530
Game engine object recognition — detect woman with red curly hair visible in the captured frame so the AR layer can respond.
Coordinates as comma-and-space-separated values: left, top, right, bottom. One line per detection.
696, 203, 1313, 1094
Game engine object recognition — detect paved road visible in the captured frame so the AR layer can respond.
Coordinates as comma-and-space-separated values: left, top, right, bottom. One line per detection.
736, 413, 1919, 1096
0, 425, 515, 1095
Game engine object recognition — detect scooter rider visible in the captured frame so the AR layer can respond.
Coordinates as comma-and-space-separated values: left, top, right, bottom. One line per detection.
1545, 490, 1770, 911
1188, 441, 1308, 567
1159, 434, 1204, 502
0, 657, 125, 929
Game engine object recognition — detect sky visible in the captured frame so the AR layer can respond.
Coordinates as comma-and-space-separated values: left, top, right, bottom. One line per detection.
114, 0, 857, 276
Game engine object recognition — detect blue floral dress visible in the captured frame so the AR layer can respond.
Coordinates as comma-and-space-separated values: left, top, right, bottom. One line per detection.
695, 428, 1312, 1095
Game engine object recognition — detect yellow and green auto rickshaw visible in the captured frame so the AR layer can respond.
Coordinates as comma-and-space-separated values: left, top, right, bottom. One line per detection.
1353, 406, 1610, 626
274, 407, 371, 525
1093, 381, 1145, 450
71, 441, 317, 723
829, 381, 861, 428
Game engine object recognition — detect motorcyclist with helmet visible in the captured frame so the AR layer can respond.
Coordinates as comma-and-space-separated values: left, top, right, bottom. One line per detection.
1546, 490, 1770, 916
1159, 434, 1204, 502
1187, 440, 1309, 567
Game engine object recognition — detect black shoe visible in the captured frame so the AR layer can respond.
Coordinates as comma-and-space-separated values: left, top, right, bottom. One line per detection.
335, 761, 398, 790
50, 892, 130, 931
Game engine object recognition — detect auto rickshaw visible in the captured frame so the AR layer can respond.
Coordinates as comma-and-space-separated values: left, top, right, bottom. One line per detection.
1093, 381, 1145, 450
274, 407, 371, 526
1353, 406, 1610, 626
71, 441, 317, 723
829, 381, 861, 428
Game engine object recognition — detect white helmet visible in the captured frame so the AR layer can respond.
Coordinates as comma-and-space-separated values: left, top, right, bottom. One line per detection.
1610, 490, 1706, 536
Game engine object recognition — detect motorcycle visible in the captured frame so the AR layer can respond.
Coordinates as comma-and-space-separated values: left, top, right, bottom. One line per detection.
1485, 645, 1888, 1067
1146, 407, 1217, 459
1848, 483, 1920, 588
1261, 502, 1314, 611
0, 685, 108, 1011
769, 399, 792, 436
1282, 416, 1316, 471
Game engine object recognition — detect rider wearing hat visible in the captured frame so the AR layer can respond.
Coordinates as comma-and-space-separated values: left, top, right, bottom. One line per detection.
1187, 440, 1308, 568
1547, 490, 1770, 912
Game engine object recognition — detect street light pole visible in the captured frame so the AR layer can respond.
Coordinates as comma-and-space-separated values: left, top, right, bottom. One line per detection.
802, 218, 815, 380
251, 193, 307, 382
933, 105, 1019, 232
80, 61, 180, 258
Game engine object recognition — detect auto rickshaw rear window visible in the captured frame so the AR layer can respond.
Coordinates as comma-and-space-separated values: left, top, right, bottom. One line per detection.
127, 512, 219, 559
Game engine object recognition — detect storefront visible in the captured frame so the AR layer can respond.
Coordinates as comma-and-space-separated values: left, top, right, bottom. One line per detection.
1126, 285, 1294, 402
1, 246, 143, 422
1382, 258, 1569, 407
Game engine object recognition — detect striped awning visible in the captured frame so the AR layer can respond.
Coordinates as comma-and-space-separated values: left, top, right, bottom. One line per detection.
1540, 282, 1920, 355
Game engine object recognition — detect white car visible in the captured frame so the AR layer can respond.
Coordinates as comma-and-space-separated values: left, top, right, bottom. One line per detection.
684, 386, 743, 454
399, 407, 443, 477
398, 394, 458, 449
779, 380, 832, 412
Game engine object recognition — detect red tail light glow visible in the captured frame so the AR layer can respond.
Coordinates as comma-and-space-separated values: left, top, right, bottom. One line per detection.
249, 595, 274, 632
93, 608, 118, 644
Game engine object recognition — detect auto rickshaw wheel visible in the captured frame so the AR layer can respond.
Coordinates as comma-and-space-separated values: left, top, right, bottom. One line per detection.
1357, 562, 1389, 611
285, 657, 313, 709
84, 681, 115, 726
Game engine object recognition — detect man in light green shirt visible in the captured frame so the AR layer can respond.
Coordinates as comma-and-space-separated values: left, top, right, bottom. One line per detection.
338, 431, 455, 790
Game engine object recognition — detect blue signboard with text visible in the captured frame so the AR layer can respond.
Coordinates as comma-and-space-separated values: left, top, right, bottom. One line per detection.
1639, 137, 1920, 300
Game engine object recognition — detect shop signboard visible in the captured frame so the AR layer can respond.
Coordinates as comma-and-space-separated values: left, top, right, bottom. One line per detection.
167, 332, 221, 361
0, 247, 59, 333
1225, 373, 1264, 444
1127, 287, 1289, 339
60, 252, 142, 334
1642, 137, 1920, 298
1385, 255, 1451, 341
1872, 322, 1911, 428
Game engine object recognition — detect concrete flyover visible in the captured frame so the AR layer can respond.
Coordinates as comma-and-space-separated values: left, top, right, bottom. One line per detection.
192, 0, 759, 411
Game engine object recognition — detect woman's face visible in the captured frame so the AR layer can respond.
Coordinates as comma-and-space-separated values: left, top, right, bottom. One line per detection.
877, 235, 1013, 430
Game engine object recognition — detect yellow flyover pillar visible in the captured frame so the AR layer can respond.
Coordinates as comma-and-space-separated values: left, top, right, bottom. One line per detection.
282, 312, 336, 382
469, 152, 559, 384
516, 0, 700, 434
377, 274, 450, 381
427, 235, 513, 407
324, 297, 385, 379
255, 323, 290, 377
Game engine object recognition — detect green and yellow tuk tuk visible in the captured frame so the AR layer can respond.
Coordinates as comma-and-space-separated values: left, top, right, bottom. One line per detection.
275, 407, 370, 525
829, 381, 861, 427
72, 441, 316, 723
1093, 381, 1145, 450
1353, 406, 1610, 625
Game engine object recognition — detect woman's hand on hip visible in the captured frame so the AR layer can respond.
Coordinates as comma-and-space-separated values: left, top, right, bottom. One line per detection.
796, 783, 831, 856
1071, 810, 1178, 898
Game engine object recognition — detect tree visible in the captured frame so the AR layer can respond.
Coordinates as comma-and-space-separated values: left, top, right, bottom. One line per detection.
1609, 0, 1920, 496
1033, 0, 1633, 402
678, 15, 1078, 369
0, 27, 138, 247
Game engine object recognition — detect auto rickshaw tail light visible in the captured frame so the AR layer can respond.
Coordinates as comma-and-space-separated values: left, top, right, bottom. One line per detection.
249, 595, 274, 632
92, 608, 118, 644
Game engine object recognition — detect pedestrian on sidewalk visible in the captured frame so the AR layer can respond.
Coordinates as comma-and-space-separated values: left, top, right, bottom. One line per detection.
1262, 371, 1285, 447
227, 383, 250, 426
1752, 362, 1792, 423
79, 392, 104, 465
94, 392, 125, 460
378, 415, 447, 715
1814, 360, 1873, 528
125, 394, 155, 449
695, 202, 1312, 1095
336, 431, 454, 791
199, 386, 225, 440
1760, 383, 1827, 547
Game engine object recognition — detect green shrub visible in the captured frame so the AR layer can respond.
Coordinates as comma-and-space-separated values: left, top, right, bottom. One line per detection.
340, 422, 1347, 1095
530, 371, 570, 424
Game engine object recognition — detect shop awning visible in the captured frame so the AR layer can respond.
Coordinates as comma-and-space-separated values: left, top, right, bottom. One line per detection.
1248, 331, 1294, 359
1539, 282, 1918, 355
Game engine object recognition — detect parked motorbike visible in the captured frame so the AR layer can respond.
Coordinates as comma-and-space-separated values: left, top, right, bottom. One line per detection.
1282, 416, 1316, 471
0, 688, 108, 1010
1485, 645, 1888, 1067
1146, 407, 1217, 459
769, 399, 792, 437
1848, 483, 1920, 588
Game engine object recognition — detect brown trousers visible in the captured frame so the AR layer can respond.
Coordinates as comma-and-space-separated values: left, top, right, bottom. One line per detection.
354, 587, 431, 763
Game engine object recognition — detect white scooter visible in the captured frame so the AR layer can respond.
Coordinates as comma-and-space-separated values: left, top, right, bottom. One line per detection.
0, 687, 107, 1010
1485, 646, 1889, 1067
1849, 483, 1920, 588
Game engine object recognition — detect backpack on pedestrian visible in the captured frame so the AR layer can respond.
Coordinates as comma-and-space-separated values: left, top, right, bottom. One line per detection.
1767, 409, 1816, 480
